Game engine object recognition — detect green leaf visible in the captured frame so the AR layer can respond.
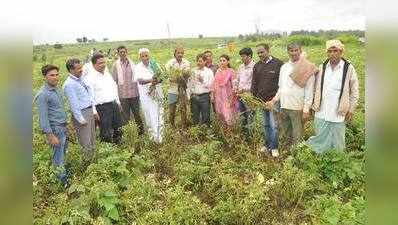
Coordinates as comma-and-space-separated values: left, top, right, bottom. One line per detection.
107, 206, 119, 221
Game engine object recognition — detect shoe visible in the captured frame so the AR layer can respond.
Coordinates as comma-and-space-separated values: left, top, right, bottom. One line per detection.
259, 146, 268, 153
271, 149, 279, 157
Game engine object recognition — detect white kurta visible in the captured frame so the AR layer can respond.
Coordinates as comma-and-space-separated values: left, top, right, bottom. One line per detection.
134, 62, 164, 143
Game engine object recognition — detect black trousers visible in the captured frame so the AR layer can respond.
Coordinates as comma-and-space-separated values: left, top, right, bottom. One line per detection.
190, 93, 211, 125
120, 97, 144, 135
96, 101, 123, 144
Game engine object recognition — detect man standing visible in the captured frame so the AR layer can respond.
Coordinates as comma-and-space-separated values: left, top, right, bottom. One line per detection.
83, 53, 123, 144
112, 45, 144, 135
203, 50, 218, 74
188, 53, 214, 126
235, 47, 255, 140
267, 43, 316, 147
307, 40, 359, 153
251, 43, 283, 157
34, 64, 68, 187
63, 58, 97, 168
166, 46, 190, 128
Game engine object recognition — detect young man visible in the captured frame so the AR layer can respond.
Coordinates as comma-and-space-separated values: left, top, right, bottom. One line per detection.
34, 64, 69, 187
188, 53, 214, 126
251, 43, 284, 157
307, 40, 359, 153
112, 46, 144, 135
267, 43, 316, 147
83, 53, 123, 144
203, 50, 218, 74
63, 58, 97, 168
165, 46, 190, 128
235, 47, 255, 139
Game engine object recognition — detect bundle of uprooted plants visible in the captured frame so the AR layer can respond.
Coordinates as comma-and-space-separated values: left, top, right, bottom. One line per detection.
238, 92, 266, 110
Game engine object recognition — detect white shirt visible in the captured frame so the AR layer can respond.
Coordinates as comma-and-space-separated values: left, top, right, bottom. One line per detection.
188, 67, 213, 95
133, 62, 162, 96
274, 60, 315, 112
315, 60, 345, 123
83, 67, 120, 111
165, 58, 190, 94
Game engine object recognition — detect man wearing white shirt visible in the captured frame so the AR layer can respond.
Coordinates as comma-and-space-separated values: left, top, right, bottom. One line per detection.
267, 43, 315, 146
83, 53, 123, 144
188, 53, 213, 125
307, 40, 359, 153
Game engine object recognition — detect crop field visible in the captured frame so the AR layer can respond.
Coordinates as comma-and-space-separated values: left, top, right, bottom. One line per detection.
33, 35, 365, 225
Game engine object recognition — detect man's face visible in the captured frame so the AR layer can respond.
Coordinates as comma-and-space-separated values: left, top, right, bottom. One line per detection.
175, 48, 184, 61
240, 54, 251, 65
288, 47, 301, 62
327, 47, 343, 64
70, 63, 83, 77
204, 52, 212, 64
197, 57, 205, 68
45, 69, 59, 87
256, 46, 269, 61
118, 48, 128, 60
93, 57, 106, 73
140, 52, 149, 65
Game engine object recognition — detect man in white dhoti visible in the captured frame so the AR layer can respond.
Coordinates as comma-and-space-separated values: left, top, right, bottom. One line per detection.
133, 48, 164, 143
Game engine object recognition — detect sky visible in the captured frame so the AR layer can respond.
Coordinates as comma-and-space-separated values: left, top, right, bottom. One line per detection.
1, 0, 365, 45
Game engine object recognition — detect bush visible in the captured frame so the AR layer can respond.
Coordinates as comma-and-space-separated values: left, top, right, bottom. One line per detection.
287, 35, 324, 46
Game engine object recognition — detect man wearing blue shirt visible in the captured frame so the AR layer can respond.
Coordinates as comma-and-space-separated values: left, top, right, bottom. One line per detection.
34, 64, 69, 188
63, 58, 98, 168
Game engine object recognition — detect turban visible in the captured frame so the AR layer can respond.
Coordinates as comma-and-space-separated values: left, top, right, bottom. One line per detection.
326, 39, 344, 51
138, 48, 150, 54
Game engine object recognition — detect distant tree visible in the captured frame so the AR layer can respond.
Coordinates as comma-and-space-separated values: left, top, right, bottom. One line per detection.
82, 36, 88, 43
198, 34, 203, 39
238, 34, 244, 40
103, 38, 109, 42
54, 43, 63, 49
76, 38, 83, 43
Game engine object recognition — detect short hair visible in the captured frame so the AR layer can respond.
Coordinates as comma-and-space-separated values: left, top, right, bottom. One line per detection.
239, 47, 253, 58
41, 64, 59, 76
117, 45, 127, 52
138, 48, 150, 54
203, 50, 212, 55
256, 43, 270, 51
65, 58, 81, 72
91, 53, 105, 65
196, 53, 205, 61
287, 42, 301, 50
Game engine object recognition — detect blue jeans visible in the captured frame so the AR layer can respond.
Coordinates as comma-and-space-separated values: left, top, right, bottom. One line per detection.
237, 99, 254, 138
262, 109, 278, 150
50, 125, 68, 185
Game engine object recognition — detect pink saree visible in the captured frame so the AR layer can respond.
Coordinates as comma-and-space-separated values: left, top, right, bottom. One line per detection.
211, 68, 237, 125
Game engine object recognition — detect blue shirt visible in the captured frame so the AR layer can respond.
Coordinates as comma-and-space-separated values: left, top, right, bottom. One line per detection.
34, 83, 67, 134
63, 74, 95, 124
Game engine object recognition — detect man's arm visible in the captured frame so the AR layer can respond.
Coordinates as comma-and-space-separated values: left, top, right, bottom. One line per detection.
348, 65, 359, 113
64, 84, 87, 124
35, 93, 53, 134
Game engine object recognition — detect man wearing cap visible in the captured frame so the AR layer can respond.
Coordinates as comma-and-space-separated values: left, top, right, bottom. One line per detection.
307, 40, 359, 153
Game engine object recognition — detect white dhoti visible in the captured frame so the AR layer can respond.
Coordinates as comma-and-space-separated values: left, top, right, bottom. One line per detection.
134, 62, 164, 143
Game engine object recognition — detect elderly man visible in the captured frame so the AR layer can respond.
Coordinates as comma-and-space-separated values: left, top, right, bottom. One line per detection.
63, 58, 97, 167
134, 48, 164, 143
83, 53, 123, 144
34, 64, 69, 187
112, 45, 144, 135
307, 40, 359, 153
165, 46, 190, 128
251, 43, 284, 157
267, 43, 316, 147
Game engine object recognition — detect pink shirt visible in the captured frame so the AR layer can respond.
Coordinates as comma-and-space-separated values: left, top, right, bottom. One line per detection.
235, 60, 255, 91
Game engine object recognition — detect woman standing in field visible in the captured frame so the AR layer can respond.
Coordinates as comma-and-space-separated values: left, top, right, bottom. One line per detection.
211, 54, 237, 127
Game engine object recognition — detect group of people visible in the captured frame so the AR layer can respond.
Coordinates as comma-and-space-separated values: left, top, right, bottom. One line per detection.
34, 39, 359, 187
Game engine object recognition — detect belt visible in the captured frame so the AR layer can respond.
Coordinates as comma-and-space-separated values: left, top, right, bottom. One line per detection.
83, 105, 92, 110
191, 92, 209, 97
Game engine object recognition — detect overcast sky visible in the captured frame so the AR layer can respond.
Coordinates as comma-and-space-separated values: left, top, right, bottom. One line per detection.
2, 0, 365, 45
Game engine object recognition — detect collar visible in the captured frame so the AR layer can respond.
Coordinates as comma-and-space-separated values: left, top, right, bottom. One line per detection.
69, 73, 81, 81
261, 56, 273, 64
45, 83, 56, 91
327, 59, 344, 69
244, 60, 254, 68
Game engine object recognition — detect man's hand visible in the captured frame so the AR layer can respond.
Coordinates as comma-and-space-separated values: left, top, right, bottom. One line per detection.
46, 133, 60, 146
94, 113, 100, 121
345, 112, 353, 122
265, 99, 275, 110
117, 103, 123, 112
302, 111, 310, 122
